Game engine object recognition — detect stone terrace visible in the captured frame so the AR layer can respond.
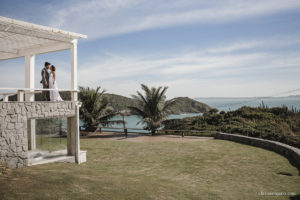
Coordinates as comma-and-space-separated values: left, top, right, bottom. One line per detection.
0, 101, 76, 168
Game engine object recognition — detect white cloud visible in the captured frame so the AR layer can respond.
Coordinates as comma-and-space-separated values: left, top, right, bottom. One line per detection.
1, 34, 299, 98
205, 35, 300, 54
42, 0, 300, 39
2, 0, 300, 99
75, 36, 300, 97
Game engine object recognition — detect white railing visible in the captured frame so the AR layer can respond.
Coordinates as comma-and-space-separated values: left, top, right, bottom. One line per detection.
0, 88, 78, 102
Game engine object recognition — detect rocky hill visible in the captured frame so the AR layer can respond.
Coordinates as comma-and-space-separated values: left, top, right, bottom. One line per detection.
102, 94, 211, 114
167, 97, 211, 114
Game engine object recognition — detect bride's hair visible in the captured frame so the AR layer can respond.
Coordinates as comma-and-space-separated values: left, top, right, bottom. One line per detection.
51, 65, 56, 71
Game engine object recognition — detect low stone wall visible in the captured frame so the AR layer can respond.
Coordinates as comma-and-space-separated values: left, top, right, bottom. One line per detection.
0, 101, 76, 168
215, 132, 300, 170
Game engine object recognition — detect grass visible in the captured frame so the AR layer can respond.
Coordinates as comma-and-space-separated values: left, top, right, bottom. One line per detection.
0, 137, 299, 200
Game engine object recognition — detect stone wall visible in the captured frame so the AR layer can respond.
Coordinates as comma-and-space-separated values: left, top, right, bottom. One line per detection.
0, 101, 76, 168
215, 132, 300, 170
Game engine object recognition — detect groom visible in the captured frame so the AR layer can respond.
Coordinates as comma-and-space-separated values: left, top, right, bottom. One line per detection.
41, 62, 51, 101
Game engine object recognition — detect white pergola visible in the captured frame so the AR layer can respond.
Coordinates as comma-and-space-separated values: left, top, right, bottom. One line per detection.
0, 16, 87, 164
0, 16, 87, 101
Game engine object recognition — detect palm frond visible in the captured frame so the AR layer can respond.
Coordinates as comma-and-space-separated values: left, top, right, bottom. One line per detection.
79, 86, 117, 129
127, 84, 177, 134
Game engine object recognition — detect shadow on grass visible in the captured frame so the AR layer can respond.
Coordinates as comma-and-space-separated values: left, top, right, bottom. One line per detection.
290, 194, 300, 200
86, 132, 142, 140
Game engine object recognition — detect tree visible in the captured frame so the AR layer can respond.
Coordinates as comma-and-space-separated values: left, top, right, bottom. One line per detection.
79, 86, 120, 132
209, 108, 219, 114
203, 108, 218, 117
128, 84, 176, 135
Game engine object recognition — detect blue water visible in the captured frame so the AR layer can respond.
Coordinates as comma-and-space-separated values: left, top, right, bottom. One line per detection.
196, 97, 300, 112
80, 97, 300, 132
80, 113, 202, 133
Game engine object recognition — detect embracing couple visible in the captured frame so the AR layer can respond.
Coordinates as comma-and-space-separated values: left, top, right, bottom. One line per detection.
41, 62, 63, 101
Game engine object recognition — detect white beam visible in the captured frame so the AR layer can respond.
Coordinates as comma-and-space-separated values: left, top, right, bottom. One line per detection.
25, 55, 35, 101
0, 42, 72, 60
0, 24, 85, 43
0, 53, 20, 60
0, 16, 87, 40
71, 39, 78, 101
0, 48, 18, 54
20, 42, 72, 56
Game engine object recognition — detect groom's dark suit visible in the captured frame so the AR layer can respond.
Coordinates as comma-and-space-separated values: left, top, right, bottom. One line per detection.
41, 67, 50, 101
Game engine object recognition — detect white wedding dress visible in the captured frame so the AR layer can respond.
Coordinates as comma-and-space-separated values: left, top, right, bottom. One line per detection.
49, 73, 63, 101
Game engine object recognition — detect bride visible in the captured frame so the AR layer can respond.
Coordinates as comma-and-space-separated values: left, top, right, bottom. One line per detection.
49, 65, 63, 101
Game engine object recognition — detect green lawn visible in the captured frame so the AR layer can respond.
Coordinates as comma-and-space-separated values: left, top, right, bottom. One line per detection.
0, 137, 299, 200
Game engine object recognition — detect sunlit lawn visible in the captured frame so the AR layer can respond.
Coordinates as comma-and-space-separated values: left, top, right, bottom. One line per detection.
0, 137, 299, 200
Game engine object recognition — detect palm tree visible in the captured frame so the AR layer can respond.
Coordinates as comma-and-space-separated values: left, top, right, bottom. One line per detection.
128, 84, 176, 135
79, 86, 120, 132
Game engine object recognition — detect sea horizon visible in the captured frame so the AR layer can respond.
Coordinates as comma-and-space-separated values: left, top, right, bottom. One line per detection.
194, 95, 300, 99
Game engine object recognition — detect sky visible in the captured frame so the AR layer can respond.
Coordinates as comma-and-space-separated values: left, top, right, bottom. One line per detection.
0, 0, 300, 98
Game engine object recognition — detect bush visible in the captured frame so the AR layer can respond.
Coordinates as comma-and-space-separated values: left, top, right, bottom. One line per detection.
163, 106, 300, 148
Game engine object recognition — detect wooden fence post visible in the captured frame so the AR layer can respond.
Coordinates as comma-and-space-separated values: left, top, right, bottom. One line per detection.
124, 128, 128, 138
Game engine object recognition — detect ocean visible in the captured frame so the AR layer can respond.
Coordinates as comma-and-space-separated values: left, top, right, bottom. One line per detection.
196, 96, 300, 111
80, 96, 300, 133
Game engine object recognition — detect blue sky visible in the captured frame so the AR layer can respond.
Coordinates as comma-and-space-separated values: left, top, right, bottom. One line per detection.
0, 0, 300, 98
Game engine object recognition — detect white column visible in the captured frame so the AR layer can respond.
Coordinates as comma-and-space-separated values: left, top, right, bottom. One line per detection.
67, 116, 76, 156
25, 55, 36, 150
67, 104, 83, 164
25, 55, 35, 101
71, 39, 78, 101
75, 103, 81, 164
3, 94, 9, 102
27, 120, 36, 151
17, 90, 24, 102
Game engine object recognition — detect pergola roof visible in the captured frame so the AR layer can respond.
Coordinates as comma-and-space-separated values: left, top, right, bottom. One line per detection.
0, 16, 87, 60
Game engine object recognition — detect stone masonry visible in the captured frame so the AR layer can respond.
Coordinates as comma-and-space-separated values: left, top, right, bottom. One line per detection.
0, 101, 76, 168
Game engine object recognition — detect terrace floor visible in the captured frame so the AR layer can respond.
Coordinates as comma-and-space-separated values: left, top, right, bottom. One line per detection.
28, 150, 74, 166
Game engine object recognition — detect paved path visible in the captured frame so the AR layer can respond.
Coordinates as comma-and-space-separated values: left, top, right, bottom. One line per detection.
86, 131, 214, 142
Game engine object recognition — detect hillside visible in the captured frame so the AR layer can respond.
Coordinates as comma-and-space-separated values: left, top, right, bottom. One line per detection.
102, 93, 138, 112
1, 92, 211, 114
102, 94, 211, 114
163, 106, 300, 148
167, 97, 211, 114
